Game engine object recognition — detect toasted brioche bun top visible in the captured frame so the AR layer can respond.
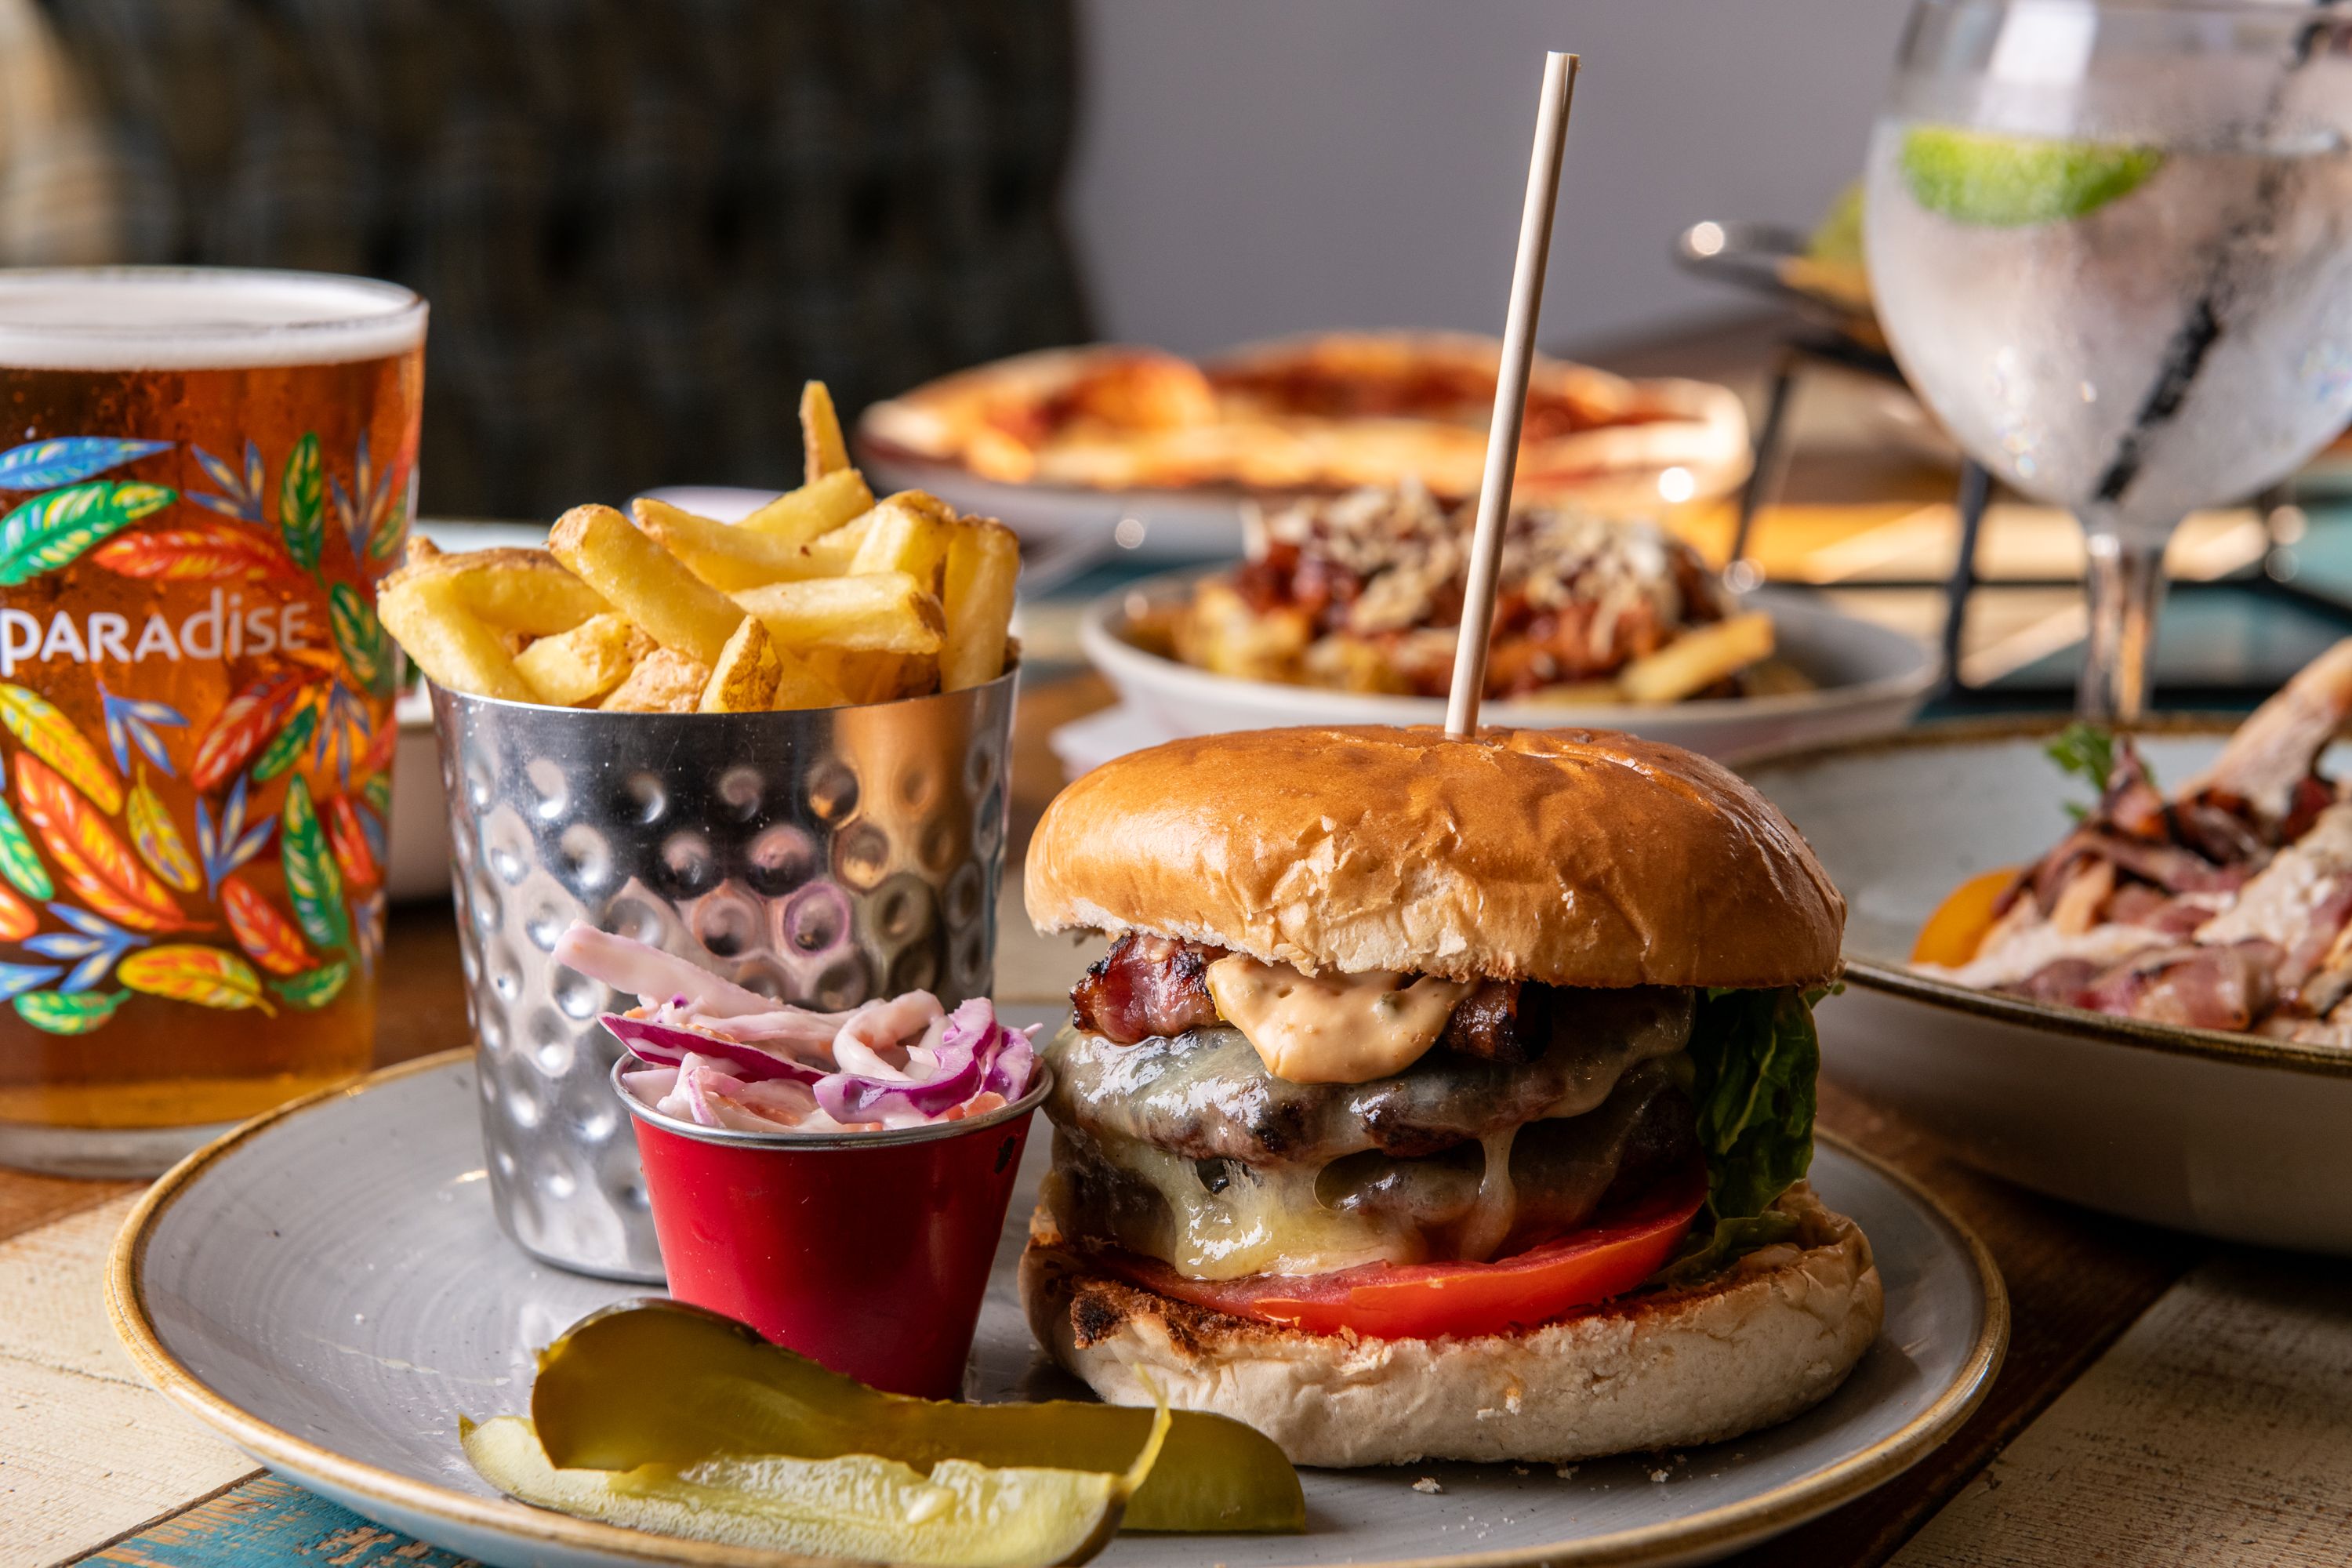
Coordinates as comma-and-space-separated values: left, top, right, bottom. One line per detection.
1025, 725, 1843, 989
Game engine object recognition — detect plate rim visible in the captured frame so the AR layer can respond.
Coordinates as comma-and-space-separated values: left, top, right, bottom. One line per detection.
1080, 566, 1941, 728
108, 1047, 2009, 1568
853, 441, 1744, 511
1737, 714, 2352, 1081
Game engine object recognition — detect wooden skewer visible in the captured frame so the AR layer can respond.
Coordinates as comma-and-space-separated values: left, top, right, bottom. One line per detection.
1445, 49, 1580, 740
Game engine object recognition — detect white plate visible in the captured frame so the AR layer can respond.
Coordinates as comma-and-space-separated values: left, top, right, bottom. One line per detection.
110, 1045, 2003, 1568
1742, 722, 2352, 1253
1071, 572, 1938, 764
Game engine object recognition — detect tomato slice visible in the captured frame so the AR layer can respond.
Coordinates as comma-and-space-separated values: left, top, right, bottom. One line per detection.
1097, 1163, 1708, 1341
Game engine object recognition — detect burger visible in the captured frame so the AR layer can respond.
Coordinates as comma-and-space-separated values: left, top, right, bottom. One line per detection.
1017, 724, 1881, 1467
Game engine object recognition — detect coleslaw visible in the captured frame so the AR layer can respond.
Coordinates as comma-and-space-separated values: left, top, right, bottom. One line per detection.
556, 924, 1038, 1134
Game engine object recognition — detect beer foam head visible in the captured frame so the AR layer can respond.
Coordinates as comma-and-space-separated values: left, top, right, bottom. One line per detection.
0, 267, 426, 370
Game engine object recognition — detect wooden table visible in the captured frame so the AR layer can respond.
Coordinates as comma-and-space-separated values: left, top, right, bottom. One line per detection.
5, 688, 2349, 1568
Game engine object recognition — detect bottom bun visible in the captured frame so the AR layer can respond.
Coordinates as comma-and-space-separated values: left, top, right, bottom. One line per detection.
1020, 1182, 1883, 1468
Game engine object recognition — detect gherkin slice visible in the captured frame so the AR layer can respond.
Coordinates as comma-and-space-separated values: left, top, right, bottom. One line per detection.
530, 1300, 1303, 1534
463, 1411, 1161, 1566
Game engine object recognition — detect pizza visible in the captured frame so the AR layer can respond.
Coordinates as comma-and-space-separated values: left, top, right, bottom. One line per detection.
856, 332, 1750, 506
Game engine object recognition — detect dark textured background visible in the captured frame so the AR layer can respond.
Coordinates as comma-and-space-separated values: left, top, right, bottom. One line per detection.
37, 0, 1092, 519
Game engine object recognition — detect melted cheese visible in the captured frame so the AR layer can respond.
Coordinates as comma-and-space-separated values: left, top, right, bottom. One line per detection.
1454, 1127, 1521, 1261
1203, 955, 1470, 1083
1047, 1065, 1667, 1279
1047, 1126, 1419, 1277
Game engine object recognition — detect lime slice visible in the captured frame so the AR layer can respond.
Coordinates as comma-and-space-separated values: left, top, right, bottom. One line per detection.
1900, 125, 2164, 226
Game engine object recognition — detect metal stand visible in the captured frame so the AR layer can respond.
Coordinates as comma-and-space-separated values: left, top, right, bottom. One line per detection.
1733, 332, 2352, 709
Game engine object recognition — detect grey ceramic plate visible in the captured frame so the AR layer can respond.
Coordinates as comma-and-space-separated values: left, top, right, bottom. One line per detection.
110, 1049, 2004, 1568
1743, 720, 2352, 1253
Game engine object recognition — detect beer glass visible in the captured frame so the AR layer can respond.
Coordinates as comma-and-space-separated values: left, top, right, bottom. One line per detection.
0, 268, 426, 1176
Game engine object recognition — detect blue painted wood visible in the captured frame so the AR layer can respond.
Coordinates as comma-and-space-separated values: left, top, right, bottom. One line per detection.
89, 1475, 472, 1568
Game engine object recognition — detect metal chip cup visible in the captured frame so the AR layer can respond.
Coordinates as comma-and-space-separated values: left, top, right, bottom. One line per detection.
431, 670, 1018, 1280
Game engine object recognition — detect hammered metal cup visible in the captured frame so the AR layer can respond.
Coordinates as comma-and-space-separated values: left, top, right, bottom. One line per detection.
431, 670, 1018, 1281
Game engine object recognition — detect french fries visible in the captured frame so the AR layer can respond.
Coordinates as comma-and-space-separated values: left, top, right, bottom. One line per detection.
387, 546, 609, 636
735, 468, 873, 546
602, 648, 712, 713
942, 521, 1018, 691
803, 511, 875, 571
699, 617, 782, 713
515, 613, 652, 706
378, 381, 1020, 716
800, 380, 851, 484
631, 498, 835, 592
1617, 612, 1776, 705
849, 495, 953, 591
550, 505, 746, 666
735, 573, 945, 655
379, 570, 539, 703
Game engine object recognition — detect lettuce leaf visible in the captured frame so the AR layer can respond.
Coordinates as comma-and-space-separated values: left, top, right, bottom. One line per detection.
1660, 986, 1820, 1283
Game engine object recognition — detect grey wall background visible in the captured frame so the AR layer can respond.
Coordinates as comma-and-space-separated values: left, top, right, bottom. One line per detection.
1065, 0, 1910, 358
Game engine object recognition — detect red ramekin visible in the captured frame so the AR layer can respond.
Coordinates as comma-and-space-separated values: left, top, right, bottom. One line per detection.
613, 1058, 1051, 1399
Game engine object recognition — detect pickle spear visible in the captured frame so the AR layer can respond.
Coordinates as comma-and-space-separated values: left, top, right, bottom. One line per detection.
463, 1407, 1165, 1567
531, 1299, 1304, 1534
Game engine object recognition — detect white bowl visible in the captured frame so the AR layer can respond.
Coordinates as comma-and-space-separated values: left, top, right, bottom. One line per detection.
1076, 568, 1939, 761
1743, 721, 2352, 1254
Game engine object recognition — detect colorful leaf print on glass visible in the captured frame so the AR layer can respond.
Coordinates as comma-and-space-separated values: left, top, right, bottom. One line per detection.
92, 521, 300, 583
252, 702, 320, 783
187, 440, 267, 524
0, 960, 65, 1001
0, 881, 34, 940
329, 582, 392, 694
0, 682, 122, 812
12, 753, 194, 932
95, 682, 188, 779
278, 433, 325, 572
0, 437, 172, 491
323, 792, 380, 890
220, 871, 311, 977
14, 989, 125, 1033
279, 776, 350, 953
350, 887, 386, 978
188, 671, 307, 792
192, 771, 276, 897
126, 771, 201, 893
330, 431, 407, 568
118, 944, 272, 1014
271, 958, 348, 1011
25, 904, 146, 993
0, 793, 53, 901
0, 480, 176, 584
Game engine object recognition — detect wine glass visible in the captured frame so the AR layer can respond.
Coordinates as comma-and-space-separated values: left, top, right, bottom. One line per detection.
1864, 0, 2352, 718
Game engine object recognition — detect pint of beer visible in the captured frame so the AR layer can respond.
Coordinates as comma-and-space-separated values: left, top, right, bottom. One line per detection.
0, 269, 426, 1176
